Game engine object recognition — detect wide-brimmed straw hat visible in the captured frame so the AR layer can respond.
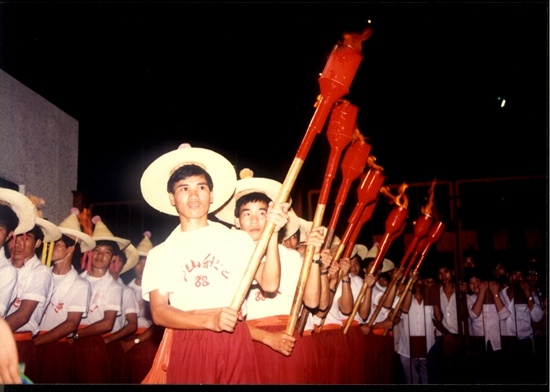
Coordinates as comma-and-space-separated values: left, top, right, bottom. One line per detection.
365, 244, 394, 273
121, 244, 139, 274
26, 194, 62, 243
0, 187, 36, 235
282, 209, 299, 242
136, 231, 154, 257
140, 143, 237, 216
351, 243, 369, 260
57, 208, 96, 252
214, 168, 287, 226
91, 215, 131, 250
298, 217, 313, 243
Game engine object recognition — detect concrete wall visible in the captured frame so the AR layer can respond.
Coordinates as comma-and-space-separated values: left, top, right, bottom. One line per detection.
0, 68, 78, 225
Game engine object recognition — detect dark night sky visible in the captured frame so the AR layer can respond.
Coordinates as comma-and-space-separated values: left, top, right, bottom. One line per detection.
0, 2, 547, 205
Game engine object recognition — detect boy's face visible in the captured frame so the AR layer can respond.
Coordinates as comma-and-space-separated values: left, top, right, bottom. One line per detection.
437, 267, 453, 284
51, 238, 75, 263
91, 244, 116, 272
282, 232, 298, 250
169, 174, 213, 220
8, 232, 41, 268
134, 257, 146, 279
235, 200, 269, 241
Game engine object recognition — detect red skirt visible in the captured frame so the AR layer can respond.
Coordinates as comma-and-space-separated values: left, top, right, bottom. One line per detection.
247, 316, 308, 384
33, 340, 73, 383
167, 321, 259, 384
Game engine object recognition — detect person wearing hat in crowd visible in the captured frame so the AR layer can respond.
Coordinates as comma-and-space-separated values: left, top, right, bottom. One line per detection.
71, 215, 130, 384
0, 188, 35, 385
361, 244, 403, 384
4, 194, 61, 382
104, 242, 139, 383
215, 169, 322, 383
0, 188, 35, 318
139, 143, 288, 384
31, 207, 95, 383
121, 231, 163, 384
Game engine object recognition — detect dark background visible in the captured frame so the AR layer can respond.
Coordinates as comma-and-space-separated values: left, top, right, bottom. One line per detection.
0, 2, 547, 206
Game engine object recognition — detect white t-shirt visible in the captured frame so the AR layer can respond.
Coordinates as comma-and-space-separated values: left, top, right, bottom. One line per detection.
7, 255, 53, 335
397, 296, 435, 358
0, 246, 17, 317
466, 293, 511, 351
246, 245, 302, 320
80, 271, 122, 325
141, 221, 256, 311
112, 277, 139, 332
367, 281, 399, 325
128, 279, 152, 329
39, 266, 91, 331
435, 286, 458, 336
499, 288, 543, 339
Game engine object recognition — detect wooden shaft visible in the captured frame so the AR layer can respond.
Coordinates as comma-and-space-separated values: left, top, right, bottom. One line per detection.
286, 205, 326, 335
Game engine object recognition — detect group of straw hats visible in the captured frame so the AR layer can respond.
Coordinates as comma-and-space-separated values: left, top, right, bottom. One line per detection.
0, 187, 154, 274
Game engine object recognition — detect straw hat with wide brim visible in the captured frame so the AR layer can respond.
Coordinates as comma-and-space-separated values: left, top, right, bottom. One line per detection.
91, 215, 130, 250
365, 244, 394, 273
351, 243, 369, 260
140, 143, 237, 216
0, 187, 36, 235
214, 168, 288, 226
25, 194, 62, 243
298, 218, 313, 244
121, 244, 139, 274
57, 208, 96, 252
136, 231, 154, 257
282, 209, 300, 242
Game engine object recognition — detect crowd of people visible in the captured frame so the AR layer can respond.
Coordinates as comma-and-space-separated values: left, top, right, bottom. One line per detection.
0, 143, 546, 384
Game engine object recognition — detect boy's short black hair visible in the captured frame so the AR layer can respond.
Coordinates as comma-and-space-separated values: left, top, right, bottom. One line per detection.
234, 192, 272, 218
94, 239, 120, 256
0, 204, 19, 233
167, 164, 214, 194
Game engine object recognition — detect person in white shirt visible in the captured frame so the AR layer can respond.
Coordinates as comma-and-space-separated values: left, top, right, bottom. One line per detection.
32, 208, 94, 383
498, 262, 543, 384
104, 243, 139, 383
0, 189, 36, 319
5, 207, 60, 382
215, 171, 320, 384
71, 216, 129, 383
396, 274, 436, 384
140, 144, 286, 384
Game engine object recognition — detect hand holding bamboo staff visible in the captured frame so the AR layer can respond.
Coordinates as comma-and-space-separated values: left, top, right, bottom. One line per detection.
343, 194, 408, 334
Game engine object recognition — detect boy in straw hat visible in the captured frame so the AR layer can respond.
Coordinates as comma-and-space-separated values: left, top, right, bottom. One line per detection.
214, 169, 324, 383
4, 194, 61, 382
104, 242, 139, 383
122, 231, 163, 384
71, 215, 130, 384
32, 207, 95, 383
0, 188, 36, 318
139, 144, 288, 384
0, 187, 35, 385
361, 244, 403, 384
